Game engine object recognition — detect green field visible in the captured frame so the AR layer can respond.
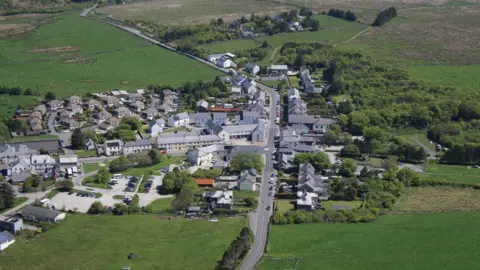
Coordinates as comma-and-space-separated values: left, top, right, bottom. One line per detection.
233, 190, 259, 199
82, 163, 104, 173
7, 134, 58, 142
276, 199, 294, 214
259, 212, 480, 270
321, 200, 363, 210
0, 13, 220, 117
74, 149, 98, 158
0, 215, 245, 270
148, 197, 174, 212
404, 65, 480, 90
396, 129, 436, 153
424, 164, 480, 184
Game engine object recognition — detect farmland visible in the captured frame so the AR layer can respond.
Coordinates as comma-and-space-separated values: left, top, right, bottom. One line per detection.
259, 212, 480, 270
424, 164, 480, 185
0, 13, 220, 117
394, 187, 480, 212
0, 215, 245, 270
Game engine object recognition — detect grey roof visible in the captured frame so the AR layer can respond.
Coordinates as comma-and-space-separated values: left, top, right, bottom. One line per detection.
21, 206, 62, 221
270, 64, 288, 70
195, 112, 211, 120
0, 231, 14, 244
173, 112, 189, 121
252, 120, 266, 136
242, 111, 260, 118
106, 140, 124, 148
205, 120, 224, 135
0, 143, 38, 157
10, 140, 61, 153
213, 112, 227, 119
226, 146, 263, 161
31, 155, 55, 164
245, 62, 258, 70
115, 107, 131, 114
157, 135, 222, 145
124, 139, 151, 148
11, 172, 31, 182
223, 124, 257, 134
196, 100, 208, 108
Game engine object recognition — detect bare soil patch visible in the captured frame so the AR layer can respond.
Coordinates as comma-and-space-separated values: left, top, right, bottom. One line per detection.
27, 46, 79, 53
0, 23, 36, 38
395, 187, 480, 212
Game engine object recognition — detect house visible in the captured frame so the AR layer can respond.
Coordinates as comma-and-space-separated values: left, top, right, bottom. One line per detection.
231, 87, 242, 96
21, 205, 66, 223
287, 88, 300, 100
84, 99, 102, 110
233, 74, 248, 86
142, 108, 159, 120
7, 158, 31, 177
30, 155, 56, 175
156, 133, 223, 153
85, 138, 96, 150
251, 119, 267, 142
98, 117, 120, 132
296, 191, 319, 211
11, 139, 62, 154
27, 117, 43, 135
186, 206, 202, 217
204, 190, 233, 209
93, 110, 112, 123
288, 115, 336, 132
0, 217, 23, 234
187, 144, 224, 166
204, 120, 230, 141
207, 53, 235, 63
0, 231, 15, 251
104, 140, 124, 156
130, 101, 145, 112
69, 104, 83, 115
223, 124, 257, 140
242, 79, 257, 95
47, 100, 64, 111
269, 64, 288, 75
195, 178, 215, 188
101, 96, 121, 107
240, 111, 261, 124
216, 56, 236, 68
238, 168, 259, 191
122, 139, 152, 155
59, 117, 82, 130
251, 90, 266, 104
58, 155, 78, 173
0, 143, 37, 164
212, 112, 227, 125
69, 95, 82, 105
33, 104, 47, 115
196, 100, 209, 112
300, 66, 315, 93
114, 107, 131, 118
128, 93, 144, 102
168, 112, 190, 127
194, 112, 212, 127
149, 119, 165, 137
244, 62, 260, 75
136, 89, 145, 95
297, 163, 329, 195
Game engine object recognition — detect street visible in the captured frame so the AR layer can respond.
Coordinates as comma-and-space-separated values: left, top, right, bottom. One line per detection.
239, 82, 279, 270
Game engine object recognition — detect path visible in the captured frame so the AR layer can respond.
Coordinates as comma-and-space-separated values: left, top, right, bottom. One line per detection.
337, 26, 372, 45
0, 189, 50, 218
411, 138, 436, 157
267, 46, 281, 62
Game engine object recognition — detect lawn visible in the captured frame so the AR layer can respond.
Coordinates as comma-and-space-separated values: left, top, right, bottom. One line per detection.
0, 197, 28, 214
424, 164, 480, 185
396, 129, 436, 153
0, 13, 220, 117
394, 187, 480, 212
148, 197, 174, 212
276, 199, 294, 214
321, 200, 363, 211
82, 162, 106, 173
74, 149, 98, 158
82, 175, 111, 190
46, 189, 59, 199
8, 134, 58, 143
0, 214, 245, 270
233, 190, 259, 199
122, 156, 184, 178
259, 212, 480, 270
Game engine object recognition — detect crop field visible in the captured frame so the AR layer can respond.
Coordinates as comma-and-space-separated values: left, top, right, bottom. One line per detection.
424, 164, 480, 184
0, 13, 220, 112
97, 0, 292, 25
0, 215, 245, 270
259, 212, 480, 270
394, 187, 480, 212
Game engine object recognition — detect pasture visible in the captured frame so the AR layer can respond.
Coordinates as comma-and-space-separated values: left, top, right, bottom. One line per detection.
148, 197, 174, 212
403, 65, 480, 90
0, 13, 220, 114
0, 215, 245, 270
259, 212, 480, 270
424, 164, 480, 185
394, 187, 480, 212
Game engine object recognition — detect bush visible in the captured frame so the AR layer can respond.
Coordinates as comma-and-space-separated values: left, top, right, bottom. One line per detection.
113, 203, 128, 215
88, 201, 105, 215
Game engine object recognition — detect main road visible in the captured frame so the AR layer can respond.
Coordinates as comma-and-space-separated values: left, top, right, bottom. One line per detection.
240, 83, 280, 270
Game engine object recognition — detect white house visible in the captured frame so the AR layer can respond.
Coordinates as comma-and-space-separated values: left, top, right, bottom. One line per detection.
296, 191, 319, 211
104, 140, 124, 156
238, 169, 258, 191
122, 139, 152, 155
216, 56, 236, 68
168, 112, 190, 127
245, 62, 260, 75
0, 231, 15, 251
204, 190, 233, 209
59, 155, 78, 173
7, 158, 31, 176
149, 119, 165, 137
187, 144, 224, 166
207, 53, 235, 63
30, 155, 56, 175
312, 118, 337, 133
21, 206, 66, 223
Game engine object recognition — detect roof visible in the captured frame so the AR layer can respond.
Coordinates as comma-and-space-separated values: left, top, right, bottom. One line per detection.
231, 87, 242, 93
21, 206, 62, 221
223, 124, 257, 134
195, 112, 211, 120
173, 112, 189, 121
0, 231, 14, 244
11, 172, 31, 182
245, 62, 258, 70
106, 140, 124, 148
205, 120, 225, 135
270, 64, 288, 70
156, 135, 222, 145
196, 100, 208, 108
252, 119, 266, 136
10, 140, 61, 153
59, 155, 78, 164
195, 178, 215, 186
124, 139, 151, 148
213, 112, 227, 118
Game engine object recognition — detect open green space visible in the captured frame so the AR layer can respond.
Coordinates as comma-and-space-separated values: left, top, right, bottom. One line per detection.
82, 163, 105, 173
0, 13, 220, 117
74, 149, 97, 158
7, 134, 58, 143
276, 199, 294, 214
123, 156, 184, 178
0, 214, 245, 270
321, 200, 363, 210
396, 129, 436, 153
233, 190, 259, 199
424, 164, 480, 185
260, 212, 480, 270
148, 197, 174, 212
0, 196, 27, 214
82, 176, 111, 189
404, 65, 480, 90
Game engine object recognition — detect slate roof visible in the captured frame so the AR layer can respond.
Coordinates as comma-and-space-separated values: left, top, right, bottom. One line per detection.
124, 139, 151, 148
0, 231, 14, 244
21, 206, 62, 221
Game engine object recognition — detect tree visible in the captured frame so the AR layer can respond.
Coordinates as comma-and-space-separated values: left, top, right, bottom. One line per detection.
93, 168, 111, 184
0, 181, 15, 210
360, 166, 369, 178
0, 121, 12, 141
345, 10, 357, 21
56, 179, 73, 191
230, 152, 263, 172
121, 116, 141, 130
44, 92, 56, 101
70, 128, 86, 149
382, 158, 398, 171
261, 40, 269, 48
148, 149, 164, 165
244, 197, 258, 207
337, 100, 353, 114
23, 175, 43, 192
113, 203, 128, 215
341, 144, 361, 157
372, 7, 397, 27
293, 152, 331, 171
23, 88, 33, 95
311, 19, 320, 31
171, 188, 195, 212
88, 201, 105, 214
324, 129, 338, 144
339, 159, 357, 177
397, 168, 421, 186
109, 156, 131, 172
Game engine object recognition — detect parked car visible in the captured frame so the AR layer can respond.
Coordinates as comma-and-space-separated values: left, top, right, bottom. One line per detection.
266, 206, 271, 210
68, 191, 74, 195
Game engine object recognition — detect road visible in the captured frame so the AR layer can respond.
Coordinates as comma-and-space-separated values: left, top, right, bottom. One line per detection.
239, 83, 279, 270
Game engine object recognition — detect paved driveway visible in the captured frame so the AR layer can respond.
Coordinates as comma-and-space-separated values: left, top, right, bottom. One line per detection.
50, 192, 118, 213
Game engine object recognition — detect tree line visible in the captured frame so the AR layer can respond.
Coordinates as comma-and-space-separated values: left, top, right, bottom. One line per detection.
215, 227, 253, 270
327, 9, 357, 21
372, 7, 397, 26
0, 85, 36, 96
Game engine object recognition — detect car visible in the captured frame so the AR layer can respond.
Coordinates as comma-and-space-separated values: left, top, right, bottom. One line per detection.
76, 193, 81, 196
266, 206, 271, 210
68, 191, 74, 195
269, 186, 273, 190
473, 165, 480, 169
268, 192, 273, 196
271, 173, 275, 177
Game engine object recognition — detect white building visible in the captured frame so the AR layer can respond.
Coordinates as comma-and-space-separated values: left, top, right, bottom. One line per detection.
216, 57, 235, 68
0, 143, 37, 164
0, 231, 15, 251
168, 112, 190, 127
59, 155, 78, 173
149, 119, 165, 137
296, 191, 319, 211
122, 139, 152, 155
104, 140, 124, 156
187, 145, 224, 166
238, 169, 258, 191
156, 134, 223, 153
244, 62, 260, 75
30, 155, 56, 175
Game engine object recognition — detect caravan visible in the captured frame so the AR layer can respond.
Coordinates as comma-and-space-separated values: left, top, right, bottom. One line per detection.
72, 167, 78, 177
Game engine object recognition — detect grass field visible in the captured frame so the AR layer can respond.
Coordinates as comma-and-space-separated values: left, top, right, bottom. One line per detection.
276, 199, 295, 214
0, 214, 245, 270
233, 190, 259, 199
74, 149, 97, 158
424, 164, 480, 184
82, 163, 105, 173
259, 212, 480, 270
321, 200, 363, 210
7, 134, 58, 142
404, 64, 480, 90
148, 197, 174, 212
0, 13, 220, 117
394, 187, 480, 212
396, 129, 436, 153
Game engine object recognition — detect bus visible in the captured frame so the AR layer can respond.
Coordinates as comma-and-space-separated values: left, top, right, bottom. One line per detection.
72, 167, 78, 177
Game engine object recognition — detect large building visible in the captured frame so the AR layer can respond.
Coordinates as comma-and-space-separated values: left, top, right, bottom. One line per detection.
156, 134, 223, 153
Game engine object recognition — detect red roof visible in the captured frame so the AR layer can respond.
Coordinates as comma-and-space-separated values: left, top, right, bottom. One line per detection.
195, 178, 215, 186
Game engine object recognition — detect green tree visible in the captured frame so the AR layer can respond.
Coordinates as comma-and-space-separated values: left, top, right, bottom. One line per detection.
339, 158, 357, 177
93, 168, 111, 184
341, 144, 361, 157
396, 168, 421, 186
70, 128, 86, 149
324, 129, 338, 144
244, 197, 258, 207
56, 179, 73, 191
109, 156, 131, 173
230, 152, 263, 172
171, 188, 195, 211
0, 181, 15, 210
121, 116, 141, 130
0, 121, 12, 141
23, 175, 43, 192
87, 201, 105, 214
44, 92, 56, 101
113, 203, 128, 215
